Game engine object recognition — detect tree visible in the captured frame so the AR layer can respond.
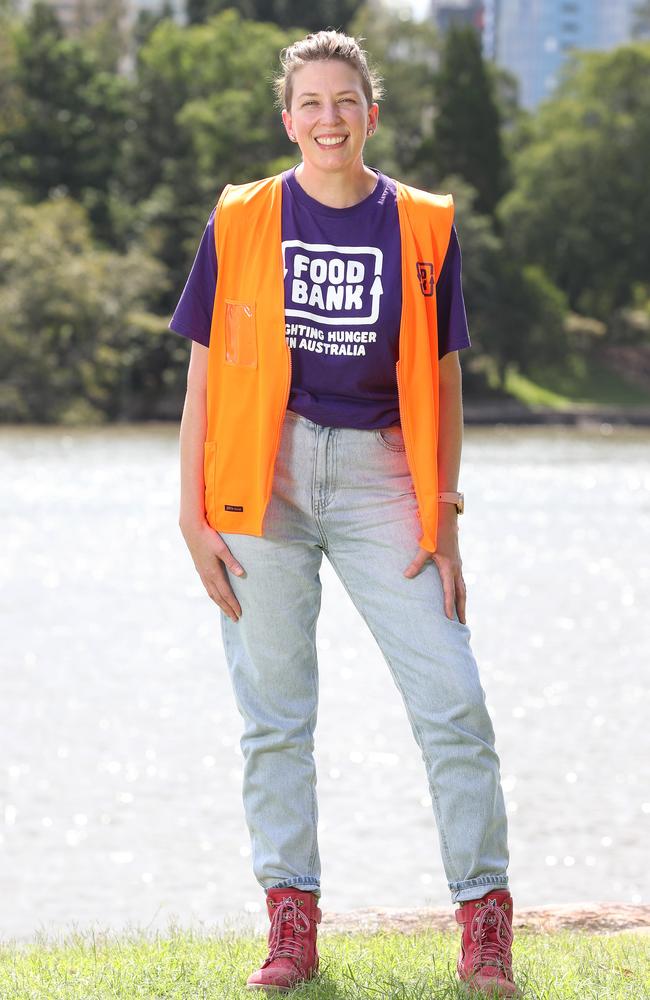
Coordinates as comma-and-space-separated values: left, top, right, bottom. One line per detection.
132, 1, 176, 53
0, 3, 132, 244
498, 43, 650, 321
443, 175, 569, 390
0, 189, 169, 424
347, 4, 439, 186
186, 0, 363, 31
119, 10, 295, 312
429, 25, 508, 217
68, 0, 132, 75
0, 1, 22, 139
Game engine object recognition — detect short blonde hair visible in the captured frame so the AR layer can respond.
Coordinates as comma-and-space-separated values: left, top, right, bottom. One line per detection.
273, 29, 385, 111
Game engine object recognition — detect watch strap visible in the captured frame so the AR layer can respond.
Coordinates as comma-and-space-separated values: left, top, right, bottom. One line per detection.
437, 491, 464, 514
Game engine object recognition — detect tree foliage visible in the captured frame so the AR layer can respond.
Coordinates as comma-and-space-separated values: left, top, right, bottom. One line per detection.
186, 0, 363, 31
347, 4, 439, 185
0, 190, 170, 423
0, 2, 132, 243
498, 43, 650, 320
120, 9, 295, 312
442, 175, 570, 390
0, 4, 647, 421
429, 25, 509, 217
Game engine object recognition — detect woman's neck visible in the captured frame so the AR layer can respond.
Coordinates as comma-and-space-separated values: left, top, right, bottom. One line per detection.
293, 161, 378, 208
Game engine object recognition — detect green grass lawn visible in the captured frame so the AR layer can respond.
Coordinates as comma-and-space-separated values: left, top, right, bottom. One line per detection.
0, 924, 648, 999
501, 355, 650, 410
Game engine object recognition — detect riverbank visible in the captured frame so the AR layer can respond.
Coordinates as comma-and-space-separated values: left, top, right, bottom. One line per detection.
318, 901, 650, 936
462, 350, 650, 425
463, 400, 650, 426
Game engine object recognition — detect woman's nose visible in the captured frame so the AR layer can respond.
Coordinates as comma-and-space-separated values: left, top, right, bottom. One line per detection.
318, 103, 343, 124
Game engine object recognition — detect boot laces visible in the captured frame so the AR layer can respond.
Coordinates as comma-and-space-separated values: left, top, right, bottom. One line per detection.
263, 897, 311, 966
470, 898, 514, 976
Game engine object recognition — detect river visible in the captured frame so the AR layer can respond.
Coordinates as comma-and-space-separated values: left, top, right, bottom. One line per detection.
0, 421, 648, 944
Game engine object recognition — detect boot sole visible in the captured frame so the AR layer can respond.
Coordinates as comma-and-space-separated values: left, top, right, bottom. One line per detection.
246, 971, 319, 993
246, 986, 296, 994
246, 982, 314, 993
457, 975, 523, 998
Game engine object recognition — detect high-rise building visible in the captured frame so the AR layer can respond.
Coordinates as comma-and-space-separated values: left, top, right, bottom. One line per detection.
428, 0, 485, 34
482, 0, 500, 59
485, 0, 647, 109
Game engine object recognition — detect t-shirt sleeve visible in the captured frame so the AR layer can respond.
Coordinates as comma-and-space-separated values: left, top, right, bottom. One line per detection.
436, 224, 471, 360
168, 207, 218, 347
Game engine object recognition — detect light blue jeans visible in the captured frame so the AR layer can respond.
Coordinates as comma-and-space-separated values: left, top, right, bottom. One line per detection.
219, 408, 510, 905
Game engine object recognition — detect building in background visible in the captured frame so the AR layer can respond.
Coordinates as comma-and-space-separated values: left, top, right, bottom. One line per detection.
427, 0, 484, 33
481, 0, 499, 59
425, 1, 647, 109
483, 0, 648, 109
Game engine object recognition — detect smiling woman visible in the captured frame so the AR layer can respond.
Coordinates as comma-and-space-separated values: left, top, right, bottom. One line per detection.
169, 27, 520, 999
276, 34, 383, 206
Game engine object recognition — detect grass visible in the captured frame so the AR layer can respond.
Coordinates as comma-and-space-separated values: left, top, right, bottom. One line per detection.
501, 355, 650, 410
0, 923, 648, 999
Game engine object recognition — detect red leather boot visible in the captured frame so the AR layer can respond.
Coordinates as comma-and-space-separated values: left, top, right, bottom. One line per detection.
246, 886, 322, 992
455, 888, 522, 997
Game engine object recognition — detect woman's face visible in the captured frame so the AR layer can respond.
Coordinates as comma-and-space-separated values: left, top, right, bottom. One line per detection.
282, 59, 378, 173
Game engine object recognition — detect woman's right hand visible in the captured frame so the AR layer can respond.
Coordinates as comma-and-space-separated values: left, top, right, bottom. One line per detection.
181, 519, 245, 622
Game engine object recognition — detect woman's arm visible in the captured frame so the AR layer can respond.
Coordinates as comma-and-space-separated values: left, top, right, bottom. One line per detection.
403, 350, 467, 624
437, 350, 463, 496
178, 341, 245, 622
178, 342, 209, 534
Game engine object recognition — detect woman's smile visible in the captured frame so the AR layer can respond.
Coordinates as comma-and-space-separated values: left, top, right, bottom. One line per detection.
314, 134, 349, 147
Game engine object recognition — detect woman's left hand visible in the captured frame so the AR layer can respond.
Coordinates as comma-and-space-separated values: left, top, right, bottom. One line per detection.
402, 509, 467, 623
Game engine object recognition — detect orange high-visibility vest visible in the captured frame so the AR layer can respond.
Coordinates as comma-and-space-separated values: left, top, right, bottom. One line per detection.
203, 172, 454, 553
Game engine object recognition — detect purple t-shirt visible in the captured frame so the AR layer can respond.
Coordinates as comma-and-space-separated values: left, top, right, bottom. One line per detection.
169, 165, 471, 429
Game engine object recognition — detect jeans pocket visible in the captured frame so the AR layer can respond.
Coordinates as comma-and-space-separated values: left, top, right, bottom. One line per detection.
224, 300, 257, 367
374, 425, 406, 452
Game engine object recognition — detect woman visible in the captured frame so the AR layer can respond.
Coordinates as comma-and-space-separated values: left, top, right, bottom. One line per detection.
169, 30, 520, 998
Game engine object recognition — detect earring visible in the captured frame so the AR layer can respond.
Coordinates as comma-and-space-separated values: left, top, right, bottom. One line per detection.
367, 127, 375, 136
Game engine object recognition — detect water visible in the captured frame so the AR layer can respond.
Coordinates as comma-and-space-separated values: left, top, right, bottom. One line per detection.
1, 422, 648, 945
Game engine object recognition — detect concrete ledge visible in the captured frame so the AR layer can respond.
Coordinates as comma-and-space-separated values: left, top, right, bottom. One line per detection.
318, 902, 650, 936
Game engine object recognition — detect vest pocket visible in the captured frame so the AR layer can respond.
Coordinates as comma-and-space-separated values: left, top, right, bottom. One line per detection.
224, 300, 257, 367
203, 441, 217, 521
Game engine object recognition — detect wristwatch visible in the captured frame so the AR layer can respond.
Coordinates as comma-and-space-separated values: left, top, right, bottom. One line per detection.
438, 491, 464, 515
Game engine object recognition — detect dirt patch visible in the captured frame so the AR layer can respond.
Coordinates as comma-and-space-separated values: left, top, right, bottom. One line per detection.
319, 902, 650, 937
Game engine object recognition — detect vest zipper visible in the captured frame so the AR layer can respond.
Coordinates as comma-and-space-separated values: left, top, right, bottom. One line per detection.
395, 359, 421, 522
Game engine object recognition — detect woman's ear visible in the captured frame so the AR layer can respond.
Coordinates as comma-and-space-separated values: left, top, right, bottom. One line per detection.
281, 107, 296, 142
368, 102, 379, 134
